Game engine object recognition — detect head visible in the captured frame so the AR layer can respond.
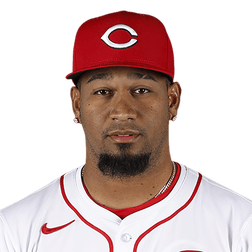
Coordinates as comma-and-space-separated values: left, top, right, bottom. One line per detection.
70, 67, 181, 178
67, 11, 181, 178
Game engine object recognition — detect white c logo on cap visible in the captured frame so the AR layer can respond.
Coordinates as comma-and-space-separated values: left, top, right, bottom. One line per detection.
101, 24, 138, 49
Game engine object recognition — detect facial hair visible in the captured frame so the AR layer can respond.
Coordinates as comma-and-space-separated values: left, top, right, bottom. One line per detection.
98, 143, 151, 178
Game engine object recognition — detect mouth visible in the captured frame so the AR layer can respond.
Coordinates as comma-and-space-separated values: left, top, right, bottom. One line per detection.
110, 134, 139, 142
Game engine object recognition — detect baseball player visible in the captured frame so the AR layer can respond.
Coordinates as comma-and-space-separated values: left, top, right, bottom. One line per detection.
1, 11, 252, 252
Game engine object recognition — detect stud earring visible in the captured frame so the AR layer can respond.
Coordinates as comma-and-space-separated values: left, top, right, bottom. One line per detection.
73, 118, 79, 124
171, 116, 179, 123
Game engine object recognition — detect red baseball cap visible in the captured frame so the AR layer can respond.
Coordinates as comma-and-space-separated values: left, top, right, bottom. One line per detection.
66, 11, 174, 84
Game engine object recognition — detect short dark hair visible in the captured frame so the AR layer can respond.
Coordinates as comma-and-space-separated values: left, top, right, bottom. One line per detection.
165, 75, 173, 90
76, 77, 82, 90
75, 71, 172, 91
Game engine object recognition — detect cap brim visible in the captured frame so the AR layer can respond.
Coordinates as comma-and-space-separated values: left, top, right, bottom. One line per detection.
66, 64, 173, 85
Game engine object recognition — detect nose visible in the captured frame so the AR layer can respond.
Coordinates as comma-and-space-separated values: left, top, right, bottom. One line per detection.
109, 94, 137, 121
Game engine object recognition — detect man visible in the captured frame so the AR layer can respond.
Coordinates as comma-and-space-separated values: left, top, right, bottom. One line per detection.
0, 11, 251, 252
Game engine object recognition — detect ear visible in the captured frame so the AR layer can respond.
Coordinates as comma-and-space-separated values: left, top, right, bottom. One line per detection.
70, 86, 81, 122
168, 82, 182, 120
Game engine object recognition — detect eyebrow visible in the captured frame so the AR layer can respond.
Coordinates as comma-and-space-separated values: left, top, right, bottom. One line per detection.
86, 71, 158, 84
86, 73, 113, 84
127, 72, 157, 82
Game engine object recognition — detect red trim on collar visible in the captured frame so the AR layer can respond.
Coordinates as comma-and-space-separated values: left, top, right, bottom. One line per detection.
83, 162, 181, 219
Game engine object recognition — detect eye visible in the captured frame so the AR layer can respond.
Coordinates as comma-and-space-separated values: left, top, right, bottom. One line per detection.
135, 88, 150, 93
94, 88, 150, 95
94, 89, 111, 95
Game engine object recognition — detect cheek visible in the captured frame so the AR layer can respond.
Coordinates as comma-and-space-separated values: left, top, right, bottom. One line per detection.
145, 101, 169, 140
80, 101, 103, 135
147, 98, 169, 123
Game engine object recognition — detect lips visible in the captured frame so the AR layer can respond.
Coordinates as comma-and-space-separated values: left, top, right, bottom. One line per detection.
108, 130, 140, 136
111, 135, 138, 142
108, 130, 140, 143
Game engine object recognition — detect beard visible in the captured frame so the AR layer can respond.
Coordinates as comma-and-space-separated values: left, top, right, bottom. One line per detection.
98, 143, 151, 178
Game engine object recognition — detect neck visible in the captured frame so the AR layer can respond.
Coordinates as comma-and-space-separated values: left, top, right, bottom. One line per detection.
82, 149, 174, 209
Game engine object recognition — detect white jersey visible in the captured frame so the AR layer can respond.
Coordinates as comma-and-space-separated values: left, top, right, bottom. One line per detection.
1, 163, 252, 252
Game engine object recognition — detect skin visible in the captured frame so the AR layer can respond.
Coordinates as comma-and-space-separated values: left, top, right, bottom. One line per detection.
71, 67, 181, 209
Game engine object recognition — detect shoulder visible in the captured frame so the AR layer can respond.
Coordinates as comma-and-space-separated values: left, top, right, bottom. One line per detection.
0, 168, 77, 249
0, 176, 60, 250
185, 165, 252, 206
1, 176, 60, 220
185, 165, 252, 250
199, 170, 252, 209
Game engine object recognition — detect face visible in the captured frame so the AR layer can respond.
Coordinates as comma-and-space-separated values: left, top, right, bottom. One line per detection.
71, 67, 180, 178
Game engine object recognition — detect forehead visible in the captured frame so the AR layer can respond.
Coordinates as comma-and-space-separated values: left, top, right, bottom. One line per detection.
79, 67, 166, 84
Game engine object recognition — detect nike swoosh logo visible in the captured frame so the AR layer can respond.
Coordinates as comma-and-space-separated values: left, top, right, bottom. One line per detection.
42, 220, 75, 234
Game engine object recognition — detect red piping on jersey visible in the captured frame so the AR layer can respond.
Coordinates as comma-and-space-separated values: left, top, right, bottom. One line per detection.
133, 172, 203, 252
60, 167, 202, 252
60, 175, 114, 252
